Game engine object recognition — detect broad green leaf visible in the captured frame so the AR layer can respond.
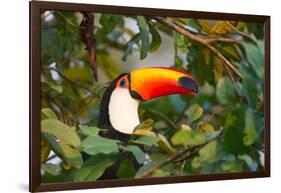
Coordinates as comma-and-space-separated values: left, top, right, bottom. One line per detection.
64, 67, 92, 83
41, 108, 58, 120
79, 125, 100, 136
238, 154, 257, 171
81, 136, 119, 155
41, 163, 61, 176
243, 108, 257, 145
124, 145, 146, 164
151, 169, 169, 177
117, 159, 136, 179
130, 136, 159, 146
149, 24, 161, 52
41, 119, 81, 147
74, 154, 116, 182
99, 14, 123, 33
133, 129, 157, 137
216, 77, 235, 104
185, 104, 203, 123
171, 130, 205, 146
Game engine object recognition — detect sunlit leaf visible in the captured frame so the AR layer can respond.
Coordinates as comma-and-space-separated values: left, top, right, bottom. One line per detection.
243, 108, 257, 145
185, 104, 203, 123
41, 108, 58, 120
134, 119, 154, 131
210, 21, 233, 35
171, 130, 205, 146
41, 137, 51, 162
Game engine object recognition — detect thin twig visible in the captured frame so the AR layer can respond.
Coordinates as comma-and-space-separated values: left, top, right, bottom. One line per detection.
56, 11, 79, 27
226, 22, 257, 45
152, 16, 242, 81
146, 109, 178, 130
43, 67, 95, 95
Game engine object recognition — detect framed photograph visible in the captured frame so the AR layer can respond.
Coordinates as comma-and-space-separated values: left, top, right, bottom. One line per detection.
30, 1, 270, 192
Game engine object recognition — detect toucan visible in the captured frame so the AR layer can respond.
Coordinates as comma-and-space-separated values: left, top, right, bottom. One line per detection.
95, 67, 198, 179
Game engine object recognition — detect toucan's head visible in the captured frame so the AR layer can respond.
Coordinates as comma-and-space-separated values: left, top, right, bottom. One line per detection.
99, 67, 198, 135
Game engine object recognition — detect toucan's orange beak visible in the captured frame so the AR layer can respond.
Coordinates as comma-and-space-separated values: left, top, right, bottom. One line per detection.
129, 67, 198, 101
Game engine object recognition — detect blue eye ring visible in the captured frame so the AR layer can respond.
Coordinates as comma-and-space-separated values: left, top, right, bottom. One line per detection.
120, 79, 127, 87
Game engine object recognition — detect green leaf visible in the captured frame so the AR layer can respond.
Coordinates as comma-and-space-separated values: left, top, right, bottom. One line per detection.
74, 154, 116, 182
216, 77, 235, 104
41, 137, 51, 162
41, 119, 81, 147
99, 14, 123, 33
137, 16, 150, 59
171, 130, 205, 146
136, 16, 149, 32
173, 31, 185, 47
210, 21, 233, 35
191, 140, 218, 169
122, 33, 141, 61
139, 30, 150, 59
134, 119, 154, 131
41, 108, 58, 120
198, 122, 214, 132
131, 136, 159, 146
185, 104, 203, 123
79, 125, 100, 136
149, 24, 161, 52
81, 136, 119, 155
157, 134, 176, 155
59, 143, 83, 168
243, 108, 257, 145
41, 163, 61, 176
241, 41, 264, 79
50, 85, 63, 94
124, 145, 146, 164
117, 159, 136, 179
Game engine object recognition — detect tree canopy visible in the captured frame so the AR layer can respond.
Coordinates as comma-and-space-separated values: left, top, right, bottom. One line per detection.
40, 11, 265, 183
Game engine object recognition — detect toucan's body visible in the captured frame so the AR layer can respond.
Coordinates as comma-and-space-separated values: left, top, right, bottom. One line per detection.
92, 67, 198, 179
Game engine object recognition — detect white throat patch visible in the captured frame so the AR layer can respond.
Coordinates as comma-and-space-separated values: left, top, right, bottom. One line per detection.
108, 88, 140, 134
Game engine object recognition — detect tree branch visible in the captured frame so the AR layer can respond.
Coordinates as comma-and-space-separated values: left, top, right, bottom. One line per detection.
152, 16, 242, 81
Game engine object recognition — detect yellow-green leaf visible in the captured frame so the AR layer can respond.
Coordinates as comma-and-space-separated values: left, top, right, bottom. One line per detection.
41, 119, 81, 147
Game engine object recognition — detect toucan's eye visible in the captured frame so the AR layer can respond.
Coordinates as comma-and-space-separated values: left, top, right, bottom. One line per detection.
120, 79, 127, 88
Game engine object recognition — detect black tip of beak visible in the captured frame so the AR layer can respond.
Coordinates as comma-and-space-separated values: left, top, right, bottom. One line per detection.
179, 77, 198, 94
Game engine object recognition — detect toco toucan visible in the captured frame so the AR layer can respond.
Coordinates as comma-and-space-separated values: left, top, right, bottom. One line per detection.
95, 67, 198, 179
